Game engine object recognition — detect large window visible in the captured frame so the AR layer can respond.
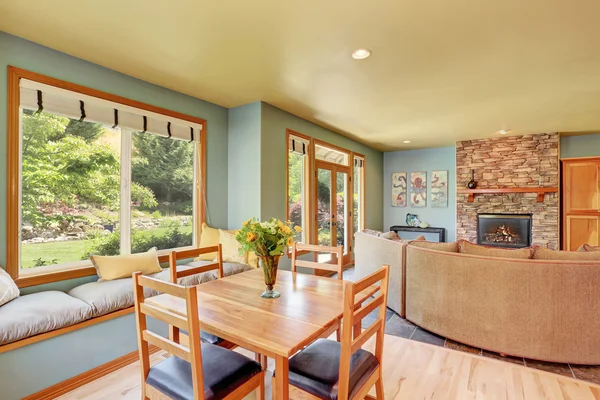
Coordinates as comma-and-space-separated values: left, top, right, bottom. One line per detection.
7, 67, 206, 286
287, 131, 310, 243
286, 131, 366, 265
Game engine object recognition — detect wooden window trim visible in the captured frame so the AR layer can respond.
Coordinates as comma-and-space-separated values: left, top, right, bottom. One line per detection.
353, 152, 367, 232
6, 66, 207, 287
286, 130, 312, 255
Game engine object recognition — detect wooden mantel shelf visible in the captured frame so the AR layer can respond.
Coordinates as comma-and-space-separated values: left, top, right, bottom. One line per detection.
457, 187, 559, 203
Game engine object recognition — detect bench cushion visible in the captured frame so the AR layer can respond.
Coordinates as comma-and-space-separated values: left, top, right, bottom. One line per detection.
69, 262, 252, 317
0, 291, 93, 345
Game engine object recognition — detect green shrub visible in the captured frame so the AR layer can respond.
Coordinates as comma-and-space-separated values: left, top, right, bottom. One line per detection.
83, 227, 193, 258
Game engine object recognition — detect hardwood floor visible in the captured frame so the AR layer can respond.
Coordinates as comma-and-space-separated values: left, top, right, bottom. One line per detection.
57, 334, 600, 400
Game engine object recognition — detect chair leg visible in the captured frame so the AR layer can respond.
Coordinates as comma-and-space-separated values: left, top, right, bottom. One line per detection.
261, 354, 268, 370
257, 371, 265, 400
336, 328, 341, 342
255, 353, 268, 370
375, 370, 384, 399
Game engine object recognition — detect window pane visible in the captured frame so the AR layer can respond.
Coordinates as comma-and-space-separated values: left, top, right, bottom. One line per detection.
336, 171, 349, 255
288, 152, 306, 243
315, 144, 349, 166
130, 132, 194, 253
20, 110, 121, 268
353, 162, 361, 233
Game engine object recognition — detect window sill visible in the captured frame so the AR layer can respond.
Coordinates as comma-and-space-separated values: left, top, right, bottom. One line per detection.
14, 247, 191, 288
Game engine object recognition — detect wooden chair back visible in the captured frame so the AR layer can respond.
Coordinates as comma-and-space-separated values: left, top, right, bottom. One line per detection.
291, 243, 344, 279
132, 271, 206, 399
338, 265, 390, 399
169, 244, 224, 345
169, 244, 224, 283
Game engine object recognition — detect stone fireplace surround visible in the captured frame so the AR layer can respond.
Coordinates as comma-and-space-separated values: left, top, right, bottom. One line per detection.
456, 133, 559, 250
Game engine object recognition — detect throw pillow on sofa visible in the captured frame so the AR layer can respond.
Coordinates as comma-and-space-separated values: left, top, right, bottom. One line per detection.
219, 229, 246, 264
380, 231, 400, 240
578, 244, 600, 252
457, 240, 534, 259
196, 223, 238, 261
91, 247, 162, 281
0, 268, 19, 307
409, 240, 459, 252
534, 247, 600, 260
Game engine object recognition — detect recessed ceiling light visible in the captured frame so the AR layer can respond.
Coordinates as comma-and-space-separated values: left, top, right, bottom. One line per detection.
403, 140, 411, 144
498, 129, 510, 135
352, 48, 371, 60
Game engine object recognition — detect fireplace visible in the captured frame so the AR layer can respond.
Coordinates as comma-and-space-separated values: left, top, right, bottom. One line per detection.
477, 214, 533, 248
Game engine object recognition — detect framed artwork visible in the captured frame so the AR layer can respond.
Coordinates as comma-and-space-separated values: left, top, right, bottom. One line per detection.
431, 170, 448, 207
410, 171, 427, 207
391, 172, 407, 207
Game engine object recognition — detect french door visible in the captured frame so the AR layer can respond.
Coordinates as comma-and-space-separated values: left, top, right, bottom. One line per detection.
314, 161, 352, 266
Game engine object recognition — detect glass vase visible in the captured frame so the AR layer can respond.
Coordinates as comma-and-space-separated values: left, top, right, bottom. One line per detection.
258, 255, 281, 298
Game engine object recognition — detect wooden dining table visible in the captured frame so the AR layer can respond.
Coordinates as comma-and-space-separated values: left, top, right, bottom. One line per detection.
146, 268, 353, 399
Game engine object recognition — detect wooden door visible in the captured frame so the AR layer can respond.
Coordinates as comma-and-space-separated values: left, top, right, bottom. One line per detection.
314, 161, 352, 269
564, 161, 600, 213
565, 215, 600, 251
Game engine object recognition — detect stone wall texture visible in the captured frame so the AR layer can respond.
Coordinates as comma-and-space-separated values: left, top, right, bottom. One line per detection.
456, 133, 559, 249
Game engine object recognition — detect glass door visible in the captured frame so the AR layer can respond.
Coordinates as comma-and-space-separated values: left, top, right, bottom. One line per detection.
315, 161, 352, 266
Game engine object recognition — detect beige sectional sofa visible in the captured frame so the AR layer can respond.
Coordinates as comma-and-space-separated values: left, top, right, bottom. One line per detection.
354, 230, 600, 364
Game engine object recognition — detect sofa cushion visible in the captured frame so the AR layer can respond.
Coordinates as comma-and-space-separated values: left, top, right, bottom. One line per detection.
91, 248, 162, 281
534, 247, 600, 260
0, 268, 19, 307
0, 291, 93, 345
578, 244, 600, 252
458, 240, 533, 259
409, 240, 459, 253
219, 230, 245, 264
69, 262, 251, 317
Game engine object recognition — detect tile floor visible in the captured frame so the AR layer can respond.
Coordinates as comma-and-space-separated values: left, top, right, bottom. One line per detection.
339, 266, 600, 385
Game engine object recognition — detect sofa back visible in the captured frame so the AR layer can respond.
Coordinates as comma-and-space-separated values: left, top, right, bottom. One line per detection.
354, 232, 406, 315
405, 245, 600, 364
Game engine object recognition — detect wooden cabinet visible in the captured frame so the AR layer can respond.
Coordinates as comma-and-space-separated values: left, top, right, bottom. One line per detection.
562, 158, 600, 250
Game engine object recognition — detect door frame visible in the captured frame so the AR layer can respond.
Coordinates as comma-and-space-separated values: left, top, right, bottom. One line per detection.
314, 160, 353, 266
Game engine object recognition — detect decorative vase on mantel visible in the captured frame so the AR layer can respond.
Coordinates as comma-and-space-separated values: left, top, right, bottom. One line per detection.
258, 255, 281, 298
467, 169, 478, 189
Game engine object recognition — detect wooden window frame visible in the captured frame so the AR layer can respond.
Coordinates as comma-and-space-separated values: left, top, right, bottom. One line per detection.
286, 129, 312, 250
285, 131, 366, 259
6, 66, 207, 288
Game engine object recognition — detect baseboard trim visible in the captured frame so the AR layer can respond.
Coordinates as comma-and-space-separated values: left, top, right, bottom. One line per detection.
22, 345, 159, 400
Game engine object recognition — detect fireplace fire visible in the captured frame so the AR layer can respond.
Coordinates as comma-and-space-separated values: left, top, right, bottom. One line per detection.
477, 214, 532, 248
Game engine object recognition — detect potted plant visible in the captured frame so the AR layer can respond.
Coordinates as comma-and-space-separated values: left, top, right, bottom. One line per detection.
236, 218, 302, 298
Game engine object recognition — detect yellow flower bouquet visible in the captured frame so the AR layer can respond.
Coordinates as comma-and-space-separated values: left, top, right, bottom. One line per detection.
236, 217, 301, 298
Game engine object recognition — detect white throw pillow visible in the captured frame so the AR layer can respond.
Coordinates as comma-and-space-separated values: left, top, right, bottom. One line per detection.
0, 268, 19, 307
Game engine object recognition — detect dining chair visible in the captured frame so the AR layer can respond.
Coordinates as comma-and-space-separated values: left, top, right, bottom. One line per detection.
279, 265, 390, 400
291, 242, 345, 340
132, 271, 265, 400
169, 245, 268, 369
291, 242, 344, 279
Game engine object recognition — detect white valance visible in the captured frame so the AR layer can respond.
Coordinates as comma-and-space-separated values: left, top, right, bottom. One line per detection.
19, 79, 202, 142
288, 135, 309, 155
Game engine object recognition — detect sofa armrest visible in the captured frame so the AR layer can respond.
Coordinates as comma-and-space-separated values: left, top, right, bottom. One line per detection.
354, 232, 406, 316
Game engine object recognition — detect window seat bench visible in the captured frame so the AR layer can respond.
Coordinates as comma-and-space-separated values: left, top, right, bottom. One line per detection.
0, 261, 252, 352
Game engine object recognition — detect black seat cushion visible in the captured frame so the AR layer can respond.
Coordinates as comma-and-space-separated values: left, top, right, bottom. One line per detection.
146, 343, 261, 400
180, 329, 224, 345
288, 338, 379, 400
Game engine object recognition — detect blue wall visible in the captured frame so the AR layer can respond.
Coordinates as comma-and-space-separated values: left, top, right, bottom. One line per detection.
383, 147, 456, 242
227, 102, 262, 228
560, 134, 600, 158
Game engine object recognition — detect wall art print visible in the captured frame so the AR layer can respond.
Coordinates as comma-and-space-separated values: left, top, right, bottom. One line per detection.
431, 170, 448, 207
391, 172, 407, 207
410, 171, 427, 207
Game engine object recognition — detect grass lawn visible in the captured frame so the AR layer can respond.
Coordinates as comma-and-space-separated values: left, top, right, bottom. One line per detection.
21, 225, 193, 269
